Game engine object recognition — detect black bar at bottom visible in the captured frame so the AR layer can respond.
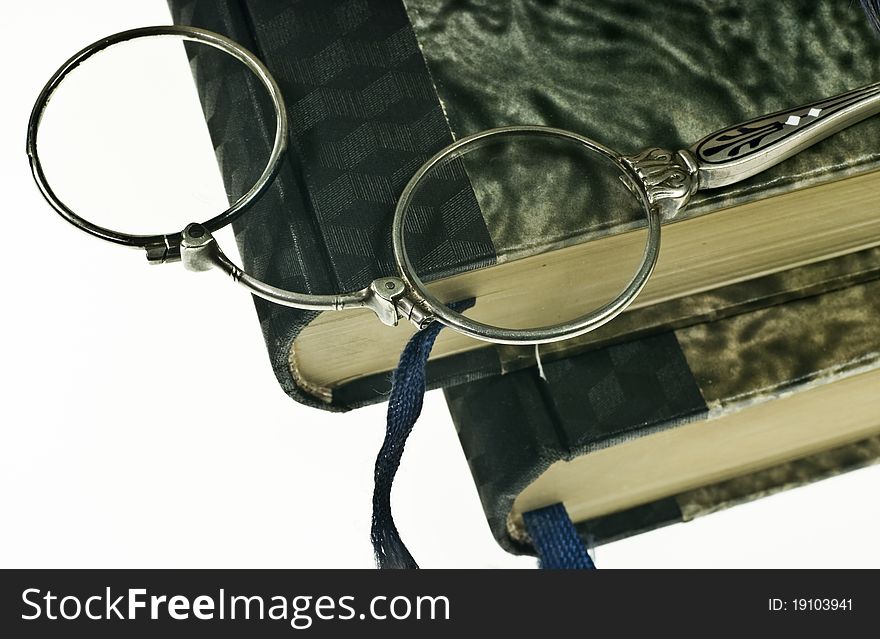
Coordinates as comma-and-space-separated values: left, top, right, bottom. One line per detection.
1, 569, 874, 637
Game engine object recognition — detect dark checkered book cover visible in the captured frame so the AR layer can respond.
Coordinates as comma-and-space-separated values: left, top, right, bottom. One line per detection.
168, 0, 495, 410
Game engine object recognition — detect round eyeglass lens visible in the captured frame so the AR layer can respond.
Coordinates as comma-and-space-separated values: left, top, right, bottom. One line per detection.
33, 34, 277, 238
396, 129, 653, 340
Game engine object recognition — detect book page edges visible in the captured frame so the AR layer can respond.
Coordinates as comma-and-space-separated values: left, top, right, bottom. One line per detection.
291, 169, 880, 398
509, 364, 880, 533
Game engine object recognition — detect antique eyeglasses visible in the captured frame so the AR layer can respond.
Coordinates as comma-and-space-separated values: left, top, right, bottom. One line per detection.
27, 26, 880, 345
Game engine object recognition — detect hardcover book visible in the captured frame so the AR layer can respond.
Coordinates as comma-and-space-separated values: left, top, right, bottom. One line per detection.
168, 0, 880, 409
444, 275, 880, 551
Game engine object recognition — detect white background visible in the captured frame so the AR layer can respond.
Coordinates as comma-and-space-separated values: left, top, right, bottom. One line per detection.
1, 1, 877, 569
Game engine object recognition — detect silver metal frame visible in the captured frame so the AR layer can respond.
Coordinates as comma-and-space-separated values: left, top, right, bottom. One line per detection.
27, 25, 880, 346
26, 26, 289, 264
391, 126, 662, 344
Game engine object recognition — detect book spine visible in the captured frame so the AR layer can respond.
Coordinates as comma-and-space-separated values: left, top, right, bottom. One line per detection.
168, 0, 496, 409
445, 330, 709, 552
168, 0, 339, 408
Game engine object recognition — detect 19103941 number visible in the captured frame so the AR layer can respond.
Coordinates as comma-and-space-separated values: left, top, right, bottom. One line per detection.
769, 598, 853, 612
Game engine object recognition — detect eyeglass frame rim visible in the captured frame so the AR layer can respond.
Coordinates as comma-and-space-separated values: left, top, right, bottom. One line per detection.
390, 125, 662, 345
25, 25, 289, 255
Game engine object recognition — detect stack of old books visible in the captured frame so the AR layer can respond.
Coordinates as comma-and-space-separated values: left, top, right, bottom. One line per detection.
171, 0, 880, 557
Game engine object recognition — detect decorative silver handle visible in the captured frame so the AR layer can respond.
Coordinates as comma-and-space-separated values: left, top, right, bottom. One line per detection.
689, 82, 880, 189
622, 82, 880, 220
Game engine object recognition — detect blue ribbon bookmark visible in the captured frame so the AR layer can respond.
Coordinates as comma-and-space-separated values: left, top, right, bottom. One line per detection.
371, 300, 595, 570
371, 300, 474, 569
523, 504, 596, 569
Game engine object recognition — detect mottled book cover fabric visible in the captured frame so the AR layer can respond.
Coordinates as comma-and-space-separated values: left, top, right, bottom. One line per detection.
407, 0, 880, 258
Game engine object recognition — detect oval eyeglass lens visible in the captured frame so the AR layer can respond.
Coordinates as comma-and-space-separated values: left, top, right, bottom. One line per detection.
35, 36, 276, 237
399, 131, 650, 333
